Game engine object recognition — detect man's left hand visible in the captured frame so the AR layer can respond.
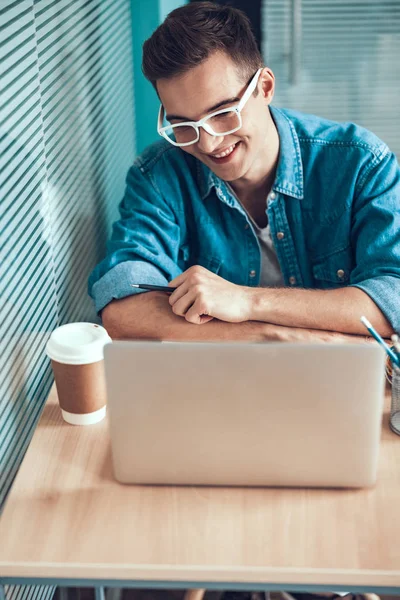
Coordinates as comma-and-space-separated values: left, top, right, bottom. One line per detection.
168, 266, 254, 325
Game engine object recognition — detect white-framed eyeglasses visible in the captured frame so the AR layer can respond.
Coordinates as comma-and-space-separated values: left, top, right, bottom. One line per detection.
157, 68, 263, 147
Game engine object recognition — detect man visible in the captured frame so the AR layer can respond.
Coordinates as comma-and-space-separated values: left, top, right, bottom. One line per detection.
88, 2, 399, 344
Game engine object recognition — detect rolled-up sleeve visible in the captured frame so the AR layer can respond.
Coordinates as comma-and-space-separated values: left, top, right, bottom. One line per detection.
88, 163, 182, 316
349, 149, 400, 331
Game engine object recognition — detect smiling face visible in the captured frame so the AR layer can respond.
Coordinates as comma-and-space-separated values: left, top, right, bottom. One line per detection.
157, 51, 277, 184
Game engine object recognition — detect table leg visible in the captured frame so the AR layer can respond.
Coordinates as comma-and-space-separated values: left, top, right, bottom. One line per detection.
95, 587, 106, 600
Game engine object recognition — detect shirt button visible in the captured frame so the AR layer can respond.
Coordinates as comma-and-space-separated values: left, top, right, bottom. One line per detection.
269, 192, 276, 200
244, 223, 250, 230
276, 231, 285, 240
337, 269, 345, 279
289, 276, 296, 285
249, 270, 257, 278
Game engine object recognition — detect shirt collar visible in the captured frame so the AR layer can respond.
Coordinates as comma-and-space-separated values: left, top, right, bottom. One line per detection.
196, 105, 304, 200
269, 106, 304, 199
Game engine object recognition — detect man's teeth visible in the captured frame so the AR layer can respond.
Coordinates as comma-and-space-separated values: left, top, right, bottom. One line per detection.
212, 143, 236, 158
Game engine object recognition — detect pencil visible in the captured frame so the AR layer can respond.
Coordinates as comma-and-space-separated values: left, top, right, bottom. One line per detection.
131, 284, 177, 292
360, 316, 400, 366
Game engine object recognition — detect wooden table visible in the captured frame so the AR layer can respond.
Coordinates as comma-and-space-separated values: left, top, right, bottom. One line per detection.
1, 384, 400, 594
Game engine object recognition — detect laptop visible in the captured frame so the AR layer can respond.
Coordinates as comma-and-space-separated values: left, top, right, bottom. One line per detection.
103, 341, 385, 488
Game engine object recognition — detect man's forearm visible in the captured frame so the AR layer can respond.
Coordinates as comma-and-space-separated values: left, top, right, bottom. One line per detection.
249, 285, 393, 337
102, 292, 268, 341
101, 292, 374, 344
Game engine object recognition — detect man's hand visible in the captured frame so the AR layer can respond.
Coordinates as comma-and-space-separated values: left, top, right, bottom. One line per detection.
168, 265, 253, 324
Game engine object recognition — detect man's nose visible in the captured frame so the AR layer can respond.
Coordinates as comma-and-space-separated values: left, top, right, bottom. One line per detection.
196, 127, 222, 154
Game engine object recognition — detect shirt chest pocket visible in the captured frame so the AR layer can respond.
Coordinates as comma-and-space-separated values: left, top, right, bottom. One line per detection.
197, 255, 223, 274
312, 246, 353, 289
178, 245, 223, 275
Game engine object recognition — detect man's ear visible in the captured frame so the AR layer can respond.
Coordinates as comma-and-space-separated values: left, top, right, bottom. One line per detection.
260, 67, 275, 105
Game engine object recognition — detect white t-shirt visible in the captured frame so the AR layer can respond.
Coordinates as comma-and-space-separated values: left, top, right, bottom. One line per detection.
227, 184, 284, 287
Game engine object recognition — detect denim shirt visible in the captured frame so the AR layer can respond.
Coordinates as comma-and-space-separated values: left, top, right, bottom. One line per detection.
88, 106, 400, 330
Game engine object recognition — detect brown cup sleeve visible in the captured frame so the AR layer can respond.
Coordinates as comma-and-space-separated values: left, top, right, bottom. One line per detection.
51, 359, 107, 414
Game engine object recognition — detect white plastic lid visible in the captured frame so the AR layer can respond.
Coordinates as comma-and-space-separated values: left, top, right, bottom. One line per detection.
46, 322, 112, 365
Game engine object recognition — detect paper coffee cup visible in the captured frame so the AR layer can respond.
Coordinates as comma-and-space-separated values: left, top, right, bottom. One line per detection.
46, 322, 112, 425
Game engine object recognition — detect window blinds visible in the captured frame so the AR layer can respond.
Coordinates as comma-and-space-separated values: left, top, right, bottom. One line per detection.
263, 0, 400, 160
0, 1, 135, 599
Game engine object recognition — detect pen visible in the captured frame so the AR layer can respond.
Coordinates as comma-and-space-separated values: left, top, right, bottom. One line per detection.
131, 284, 177, 292
360, 316, 400, 366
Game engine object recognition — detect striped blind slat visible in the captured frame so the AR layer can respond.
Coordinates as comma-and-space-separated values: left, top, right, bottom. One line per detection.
1, 4, 135, 600
263, 0, 400, 159
43, 34, 131, 164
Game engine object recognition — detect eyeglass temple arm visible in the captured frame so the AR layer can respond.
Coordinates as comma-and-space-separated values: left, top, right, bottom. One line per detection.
157, 105, 164, 132
237, 68, 263, 111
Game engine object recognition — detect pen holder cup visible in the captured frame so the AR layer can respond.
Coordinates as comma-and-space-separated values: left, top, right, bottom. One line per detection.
390, 364, 400, 435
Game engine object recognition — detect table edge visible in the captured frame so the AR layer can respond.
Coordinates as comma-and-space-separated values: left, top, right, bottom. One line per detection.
1, 563, 400, 586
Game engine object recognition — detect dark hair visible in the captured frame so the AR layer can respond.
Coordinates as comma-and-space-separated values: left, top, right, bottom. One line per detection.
142, 1, 263, 91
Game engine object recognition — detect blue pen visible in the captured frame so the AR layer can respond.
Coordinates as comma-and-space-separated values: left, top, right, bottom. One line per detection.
360, 316, 400, 366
